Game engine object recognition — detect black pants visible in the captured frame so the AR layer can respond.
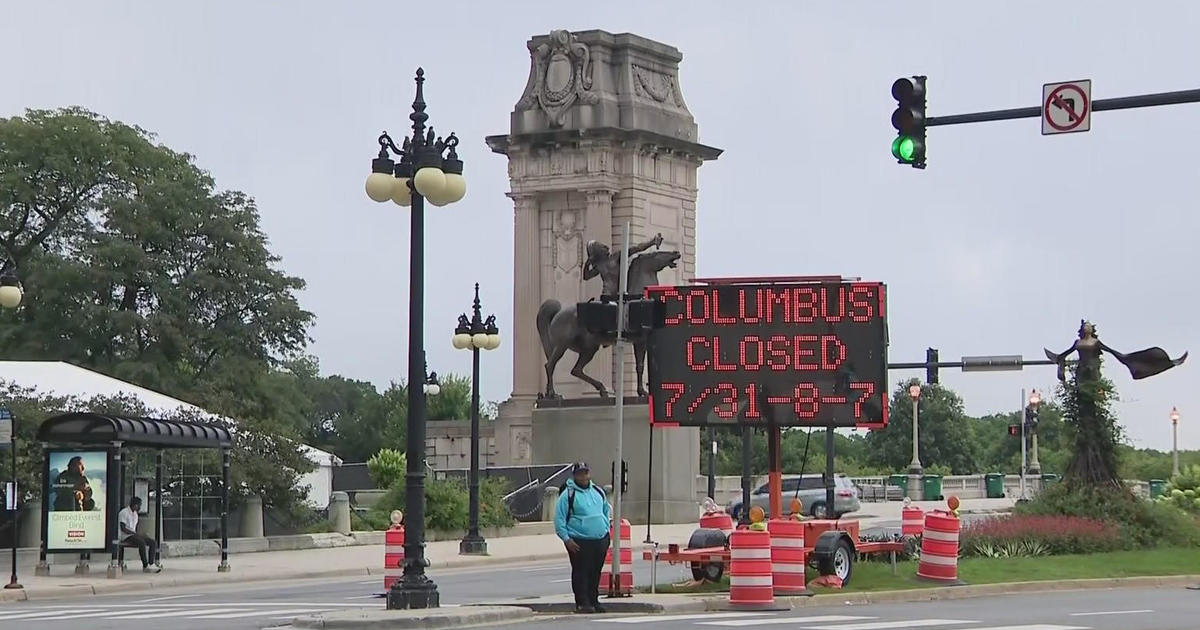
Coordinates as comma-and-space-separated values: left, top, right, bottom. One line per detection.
568, 535, 610, 607
124, 533, 158, 567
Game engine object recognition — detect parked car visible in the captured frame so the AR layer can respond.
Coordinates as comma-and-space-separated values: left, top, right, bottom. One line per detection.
726, 474, 861, 520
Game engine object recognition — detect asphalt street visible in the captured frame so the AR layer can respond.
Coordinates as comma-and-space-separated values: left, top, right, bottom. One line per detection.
529, 587, 1200, 630
0, 554, 675, 630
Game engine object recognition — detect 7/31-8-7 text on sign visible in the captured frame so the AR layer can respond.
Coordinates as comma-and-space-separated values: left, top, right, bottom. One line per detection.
645, 281, 889, 428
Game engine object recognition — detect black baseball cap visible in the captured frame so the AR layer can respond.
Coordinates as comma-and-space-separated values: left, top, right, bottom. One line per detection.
572, 462, 590, 473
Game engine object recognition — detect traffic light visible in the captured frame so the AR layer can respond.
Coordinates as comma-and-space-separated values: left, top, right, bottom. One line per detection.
1008, 424, 1020, 437
1025, 406, 1039, 430
891, 76, 927, 168
925, 347, 939, 385
577, 300, 618, 335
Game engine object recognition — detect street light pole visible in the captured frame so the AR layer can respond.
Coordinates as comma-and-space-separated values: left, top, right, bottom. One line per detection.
452, 284, 500, 556
364, 68, 468, 610
1019, 388, 1028, 501
907, 384, 922, 501
0, 259, 23, 591
1027, 390, 1042, 476
1171, 407, 1181, 477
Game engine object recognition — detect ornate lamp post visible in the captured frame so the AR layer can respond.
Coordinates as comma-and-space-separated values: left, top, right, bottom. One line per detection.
363, 67, 467, 610
451, 283, 500, 556
0, 257, 21, 591
907, 383, 923, 501
423, 360, 441, 397
1171, 406, 1181, 477
1027, 389, 1042, 476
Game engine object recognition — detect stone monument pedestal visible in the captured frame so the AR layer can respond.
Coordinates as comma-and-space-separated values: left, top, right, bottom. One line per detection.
532, 398, 699, 525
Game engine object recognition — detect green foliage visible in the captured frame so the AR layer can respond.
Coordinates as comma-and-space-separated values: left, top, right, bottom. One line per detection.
367, 476, 515, 532
1157, 464, 1200, 513
366, 449, 407, 490
863, 380, 980, 474
1017, 482, 1200, 549
1057, 362, 1123, 486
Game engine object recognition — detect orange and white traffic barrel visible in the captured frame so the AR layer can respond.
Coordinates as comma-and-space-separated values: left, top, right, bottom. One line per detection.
916, 510, 963, 584
700, 511, 735, 537
383, 524, 405, 590
901, 505, 925, 537
767, 518, 807, 595
600, 519, 634, 596
729, 529, 775, 609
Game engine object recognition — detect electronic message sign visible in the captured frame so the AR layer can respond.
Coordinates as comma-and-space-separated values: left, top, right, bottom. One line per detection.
646, 281, 889, 428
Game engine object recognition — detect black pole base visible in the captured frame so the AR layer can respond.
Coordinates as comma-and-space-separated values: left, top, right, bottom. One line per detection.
458, 535, 488, 556
3, 582, 22, 590
387, 577, 440, 610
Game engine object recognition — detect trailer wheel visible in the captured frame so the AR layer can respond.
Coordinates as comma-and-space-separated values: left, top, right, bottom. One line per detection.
691, 561, 725, 582
817, 538, 854, 586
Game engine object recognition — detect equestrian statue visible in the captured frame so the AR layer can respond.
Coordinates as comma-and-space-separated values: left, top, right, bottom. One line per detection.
536, 232, 680, 399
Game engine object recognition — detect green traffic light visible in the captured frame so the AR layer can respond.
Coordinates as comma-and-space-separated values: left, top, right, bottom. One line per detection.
891, 136, 915, 162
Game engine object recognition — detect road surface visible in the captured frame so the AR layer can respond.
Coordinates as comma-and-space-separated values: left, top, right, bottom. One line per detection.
528, 587, 1199, 630
0, 555, 674, 630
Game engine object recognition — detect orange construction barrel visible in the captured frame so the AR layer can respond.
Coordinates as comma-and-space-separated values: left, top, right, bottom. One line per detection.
729, 529, 775, 609
901, 505, 925, 536
383, 525, 405, 591
767, 518, 807, 595
916, 510, 964, 584
600, 518, 633, 596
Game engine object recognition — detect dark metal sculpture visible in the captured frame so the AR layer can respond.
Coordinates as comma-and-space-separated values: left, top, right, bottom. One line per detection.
1044, 320, 1187, 383
536, 233, 680, 399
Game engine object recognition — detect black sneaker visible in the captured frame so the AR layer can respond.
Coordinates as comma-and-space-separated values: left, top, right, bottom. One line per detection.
575, 605, 595, 614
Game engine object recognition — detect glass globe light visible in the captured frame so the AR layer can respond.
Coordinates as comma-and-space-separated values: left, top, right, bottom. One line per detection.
365, 172, 395, 202
485, 334, 501, 350
412, 167, 446, 200
452, 333, 472, 350
390, 177, 411, 207
472, 332, 489, 349
908, 384, 921, 399
0, 284, 21, 309
440, 172, 466, 204
424, 382, 441, 396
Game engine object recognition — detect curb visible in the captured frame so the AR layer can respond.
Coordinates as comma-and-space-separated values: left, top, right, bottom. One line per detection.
293, 605, 532, 629
0, 552, 566, 604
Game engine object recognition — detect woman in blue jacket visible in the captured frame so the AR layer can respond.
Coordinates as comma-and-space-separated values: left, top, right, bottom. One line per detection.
554, 462, 612, 613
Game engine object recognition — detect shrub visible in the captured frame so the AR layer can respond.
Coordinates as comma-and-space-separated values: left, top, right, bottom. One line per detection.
1159, 464, 1200, 513
1017, 482, 1200, 548
366, 476, 517, 532
961, 514, 1121, 556
366, 449, 407, 489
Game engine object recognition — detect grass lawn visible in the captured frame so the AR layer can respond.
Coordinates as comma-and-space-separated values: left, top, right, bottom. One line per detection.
642, 547, 1200, 595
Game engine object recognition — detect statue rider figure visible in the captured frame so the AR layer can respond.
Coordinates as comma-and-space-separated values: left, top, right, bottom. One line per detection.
583, 233, 663, 299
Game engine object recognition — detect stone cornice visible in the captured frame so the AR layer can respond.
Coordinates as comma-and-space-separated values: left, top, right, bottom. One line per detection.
486, 127, 722, 161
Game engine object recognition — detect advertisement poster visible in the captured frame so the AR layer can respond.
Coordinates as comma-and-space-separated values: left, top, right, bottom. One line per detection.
45, 450, 108, 552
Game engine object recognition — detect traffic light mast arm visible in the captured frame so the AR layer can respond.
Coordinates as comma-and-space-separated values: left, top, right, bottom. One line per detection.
887, 358, 1061, 369
927, 88, 1200, 127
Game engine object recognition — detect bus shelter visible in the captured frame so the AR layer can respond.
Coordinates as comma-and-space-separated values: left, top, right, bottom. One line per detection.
34, 412, 233, 578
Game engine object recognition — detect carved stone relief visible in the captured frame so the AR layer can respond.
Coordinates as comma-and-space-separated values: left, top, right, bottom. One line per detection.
632, 65, 684, 108
516, 29, 601, 126
552, 209, 583, 274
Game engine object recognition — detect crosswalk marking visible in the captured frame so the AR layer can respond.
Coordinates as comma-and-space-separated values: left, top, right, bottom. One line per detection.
700, 616, 874, 627
19, 609, 176, 620
1070, 610, 1151, 616
108, 607, 251, 619
967, 626, 1087, 630
802, 621, 978, 630
188, 608, 330, 619
596, 612, 775, 624
0, 609, 104, 620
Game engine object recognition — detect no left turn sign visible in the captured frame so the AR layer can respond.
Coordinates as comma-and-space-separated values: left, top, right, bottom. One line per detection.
1042, 80, 1092, 135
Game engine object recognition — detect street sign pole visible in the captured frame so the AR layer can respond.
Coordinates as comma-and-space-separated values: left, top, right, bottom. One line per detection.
609, 222, 630, 598
1, 409, 20, 590
1019, 389, 1028, 502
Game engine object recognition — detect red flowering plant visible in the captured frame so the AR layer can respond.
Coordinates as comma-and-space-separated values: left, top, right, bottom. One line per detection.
960, 514, 1121, 557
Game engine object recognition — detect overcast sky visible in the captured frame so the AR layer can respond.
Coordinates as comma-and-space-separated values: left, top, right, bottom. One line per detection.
3, 1, 1196, 451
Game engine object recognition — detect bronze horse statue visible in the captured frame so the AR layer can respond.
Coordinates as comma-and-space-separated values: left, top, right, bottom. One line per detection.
536, 249, 681, 399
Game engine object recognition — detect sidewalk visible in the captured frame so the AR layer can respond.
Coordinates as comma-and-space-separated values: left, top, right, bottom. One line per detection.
0, 522, 702, 603
0, 498, 1015, 604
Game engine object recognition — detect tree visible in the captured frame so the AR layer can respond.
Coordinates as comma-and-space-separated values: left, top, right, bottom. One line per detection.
0, 108, 314, 509
863, 380, 980, 474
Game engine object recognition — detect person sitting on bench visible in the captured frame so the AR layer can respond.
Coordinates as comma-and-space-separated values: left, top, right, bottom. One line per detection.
118, 497, 161, 573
